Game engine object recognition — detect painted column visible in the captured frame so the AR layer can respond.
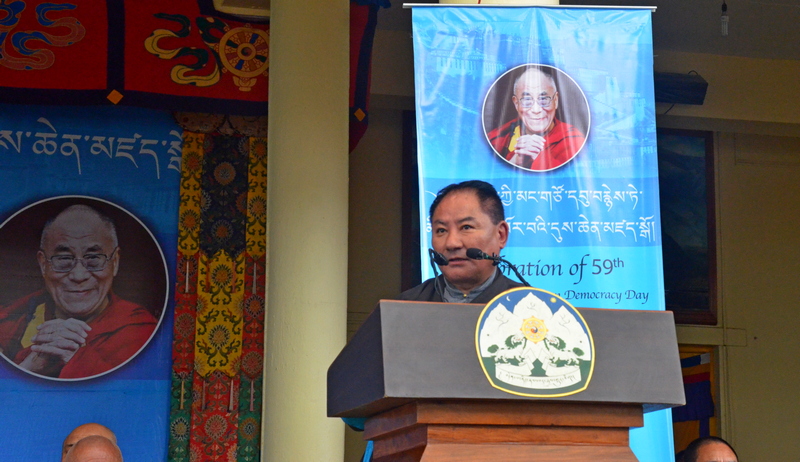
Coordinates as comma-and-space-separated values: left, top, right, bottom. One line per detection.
264, 0, 349, 460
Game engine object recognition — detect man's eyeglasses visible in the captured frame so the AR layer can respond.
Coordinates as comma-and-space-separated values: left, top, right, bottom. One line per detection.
42, 248, 118, 273
518, 94, 555, 109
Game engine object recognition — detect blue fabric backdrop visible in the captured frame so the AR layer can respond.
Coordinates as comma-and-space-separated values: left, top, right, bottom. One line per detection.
0, 104, 179, 461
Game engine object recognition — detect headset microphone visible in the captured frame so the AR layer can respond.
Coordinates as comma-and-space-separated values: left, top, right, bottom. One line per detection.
427, 249, 449, 301
429, 249, 449, 266
465, 248, 530, 286
466, 248, 498, 262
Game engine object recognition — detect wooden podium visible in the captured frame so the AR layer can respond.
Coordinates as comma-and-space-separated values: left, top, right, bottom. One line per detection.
328, 300, 685, 461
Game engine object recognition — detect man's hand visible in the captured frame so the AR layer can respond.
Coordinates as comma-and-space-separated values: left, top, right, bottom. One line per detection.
18, 318, 91, 375
509, 134, 546, 167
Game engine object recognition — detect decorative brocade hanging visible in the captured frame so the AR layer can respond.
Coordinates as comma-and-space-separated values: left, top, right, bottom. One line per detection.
168, 117, 266, 462
0, 1, 268, 115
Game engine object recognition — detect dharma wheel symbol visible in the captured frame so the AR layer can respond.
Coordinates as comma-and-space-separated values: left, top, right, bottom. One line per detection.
520, 316, 548, 343
219, 27, 269, 92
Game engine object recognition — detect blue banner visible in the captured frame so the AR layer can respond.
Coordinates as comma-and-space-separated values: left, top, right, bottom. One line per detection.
412, 6, 672, 460
0, 104, 180, 460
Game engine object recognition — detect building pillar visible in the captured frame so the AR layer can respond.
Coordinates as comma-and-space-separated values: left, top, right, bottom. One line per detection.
264, 0, 349, 460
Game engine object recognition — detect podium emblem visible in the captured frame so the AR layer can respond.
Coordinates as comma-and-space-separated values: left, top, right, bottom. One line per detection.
476, 287, 594, 397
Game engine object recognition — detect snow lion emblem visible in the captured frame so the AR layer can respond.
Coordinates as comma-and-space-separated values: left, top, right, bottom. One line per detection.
476, 287, 594, 397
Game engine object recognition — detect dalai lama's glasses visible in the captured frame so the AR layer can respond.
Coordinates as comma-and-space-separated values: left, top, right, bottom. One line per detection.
42, 248, 118, 273
518, 93, 555, 109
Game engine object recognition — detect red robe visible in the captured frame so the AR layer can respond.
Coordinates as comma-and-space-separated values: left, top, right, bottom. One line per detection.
487, 118, 585, 171
0, 290, 157, 379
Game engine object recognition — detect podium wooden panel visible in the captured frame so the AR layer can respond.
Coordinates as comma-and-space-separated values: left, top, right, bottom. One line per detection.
366, 400, 640, 461
328, 300, 685, 461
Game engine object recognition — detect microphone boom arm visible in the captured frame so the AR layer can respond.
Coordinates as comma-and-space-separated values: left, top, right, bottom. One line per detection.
466, 248, 530, 287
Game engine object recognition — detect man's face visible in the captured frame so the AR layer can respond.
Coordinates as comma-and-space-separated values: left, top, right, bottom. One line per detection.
512, 71, 559, 135
695, 442, 738, 462
431, 190, 508, 293
38, 210, 119, 320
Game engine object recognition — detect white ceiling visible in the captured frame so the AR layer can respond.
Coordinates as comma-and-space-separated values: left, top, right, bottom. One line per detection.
377, 0, 800, 61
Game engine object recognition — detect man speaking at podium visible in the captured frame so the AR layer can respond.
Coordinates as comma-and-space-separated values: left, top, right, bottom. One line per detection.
398, 180, 524, 303
346, 180, 526, 462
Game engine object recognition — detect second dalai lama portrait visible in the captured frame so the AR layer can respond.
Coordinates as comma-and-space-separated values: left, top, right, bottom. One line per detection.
484, 64, 590, 172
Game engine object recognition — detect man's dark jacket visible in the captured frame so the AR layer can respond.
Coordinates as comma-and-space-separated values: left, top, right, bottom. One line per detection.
397, 270, 524, 304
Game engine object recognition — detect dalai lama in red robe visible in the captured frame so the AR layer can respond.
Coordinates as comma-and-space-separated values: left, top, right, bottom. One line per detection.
0, 204, 156, 379
487, 66, 586, 171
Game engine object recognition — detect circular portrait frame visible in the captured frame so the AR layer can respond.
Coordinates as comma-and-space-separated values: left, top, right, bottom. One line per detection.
0, 196, 168, 381
483, 64, 591, 172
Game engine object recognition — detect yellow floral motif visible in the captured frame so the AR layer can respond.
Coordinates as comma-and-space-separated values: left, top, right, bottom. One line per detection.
247, 137, 267, 258
195, 251, 245, 377
178, 133, 204, 255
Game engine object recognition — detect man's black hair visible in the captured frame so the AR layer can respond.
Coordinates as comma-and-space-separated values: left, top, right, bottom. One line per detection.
681, 436, 738, 462
428, 180, 505, 225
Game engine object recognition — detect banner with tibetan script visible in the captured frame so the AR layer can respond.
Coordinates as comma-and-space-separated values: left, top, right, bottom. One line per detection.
0, 104, 180, 460
412, 7, 672, 460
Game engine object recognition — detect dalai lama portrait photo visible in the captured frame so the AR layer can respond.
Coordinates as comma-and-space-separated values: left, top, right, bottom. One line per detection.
0, 197, 167, 380
484, 64, 589, 172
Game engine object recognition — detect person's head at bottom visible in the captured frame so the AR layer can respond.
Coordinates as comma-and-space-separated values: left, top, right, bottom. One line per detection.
429, 180, 509, 294
62, 423, 117, 460
680, 436, 738, 462
63, 435, 123, 462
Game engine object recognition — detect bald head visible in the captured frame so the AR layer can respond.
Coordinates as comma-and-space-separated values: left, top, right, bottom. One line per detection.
683, 436, 738, 462
41, 204, 118, 250
62, 424, 117, 459
63, 435, 122, 462
513, 67, 556, 96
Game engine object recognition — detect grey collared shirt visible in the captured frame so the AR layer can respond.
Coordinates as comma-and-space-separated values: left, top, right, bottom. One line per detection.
442, 270, 498, 303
